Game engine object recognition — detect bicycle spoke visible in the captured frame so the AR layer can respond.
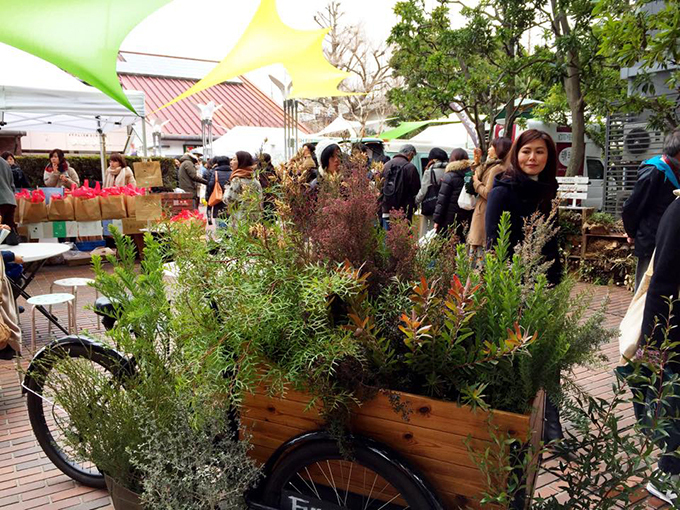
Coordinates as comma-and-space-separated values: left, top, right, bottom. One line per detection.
304, 466, 321, 499
363, 472, 379, 510
344, 460, 353, 507
326, 459, 343, 506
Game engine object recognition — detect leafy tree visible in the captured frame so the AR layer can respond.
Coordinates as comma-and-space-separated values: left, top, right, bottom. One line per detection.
595, 0, 680, 131
531, 0, 628, 172
387, 0, 547, 154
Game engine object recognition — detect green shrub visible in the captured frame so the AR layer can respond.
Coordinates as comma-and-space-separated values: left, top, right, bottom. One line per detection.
14, 155, 178, 189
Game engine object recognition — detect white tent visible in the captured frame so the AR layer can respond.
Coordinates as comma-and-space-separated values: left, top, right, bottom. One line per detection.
0, 85, 145, 133
410, 122, 475, 149
310, 115, 362, 137
0, 43, 148, 166
211, 126, 286, 163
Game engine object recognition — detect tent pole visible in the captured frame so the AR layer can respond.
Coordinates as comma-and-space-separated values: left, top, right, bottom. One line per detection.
97, 118, 106, 183
99, 134, 107, 183
141, 116, 148, 159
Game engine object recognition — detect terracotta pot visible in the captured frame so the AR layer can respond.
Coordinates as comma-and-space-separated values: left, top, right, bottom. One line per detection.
104, 475, 144, 510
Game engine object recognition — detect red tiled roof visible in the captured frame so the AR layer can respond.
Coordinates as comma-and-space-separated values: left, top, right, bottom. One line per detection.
119, 74, 308, 138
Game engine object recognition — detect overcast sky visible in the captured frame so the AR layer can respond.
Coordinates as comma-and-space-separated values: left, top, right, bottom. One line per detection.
0, 0, 469, 103
121, 0, 458, 101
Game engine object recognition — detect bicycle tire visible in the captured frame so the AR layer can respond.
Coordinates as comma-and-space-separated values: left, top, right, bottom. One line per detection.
261, 438, 440, 509
25, 342, 124, 489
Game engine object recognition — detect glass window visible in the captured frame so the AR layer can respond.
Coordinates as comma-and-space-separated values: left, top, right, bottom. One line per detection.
587, 159, 604, 180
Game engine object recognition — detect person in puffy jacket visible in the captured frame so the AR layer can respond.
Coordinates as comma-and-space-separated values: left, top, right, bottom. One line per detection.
178, 153, 208, 209
206, 156, 232, 226
622, 129, 680, 291
433, 148, 474, 241
415, 147, 449, 236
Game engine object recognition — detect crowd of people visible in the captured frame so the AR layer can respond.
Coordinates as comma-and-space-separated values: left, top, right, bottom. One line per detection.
2, 129, 680, 504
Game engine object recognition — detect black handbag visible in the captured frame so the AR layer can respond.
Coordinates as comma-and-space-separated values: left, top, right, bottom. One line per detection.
4, 230, 20, 246
421, 168, 440, 217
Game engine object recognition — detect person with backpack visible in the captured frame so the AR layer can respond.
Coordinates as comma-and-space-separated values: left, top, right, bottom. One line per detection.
623, 129, 680, 291
433, 149, 474, 241
415, 148, 449, 236
380, 144, 421, 229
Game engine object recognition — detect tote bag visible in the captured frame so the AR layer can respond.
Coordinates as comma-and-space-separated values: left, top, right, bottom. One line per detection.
208, 179, 224, 207
457, 186, 477, 211
619, 252, 655, 363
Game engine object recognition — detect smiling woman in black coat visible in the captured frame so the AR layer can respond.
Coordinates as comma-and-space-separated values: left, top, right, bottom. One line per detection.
485, 129, 565, 443
485, 129, 561, 286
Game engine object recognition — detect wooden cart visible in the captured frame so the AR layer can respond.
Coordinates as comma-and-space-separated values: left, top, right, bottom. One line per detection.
243, 384, 545, 510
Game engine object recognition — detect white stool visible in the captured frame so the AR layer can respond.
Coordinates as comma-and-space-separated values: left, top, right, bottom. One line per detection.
27, 293, 75, 353
50, 278, 98, 332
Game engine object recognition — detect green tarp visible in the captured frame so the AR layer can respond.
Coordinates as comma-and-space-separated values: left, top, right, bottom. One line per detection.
0, 0, 171, 113
378, 119, 460, 140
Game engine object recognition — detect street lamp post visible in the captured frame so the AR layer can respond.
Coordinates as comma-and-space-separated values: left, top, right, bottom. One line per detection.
150, 120, 168, 157
196, 101, 222, 160
269, 75, 298, 160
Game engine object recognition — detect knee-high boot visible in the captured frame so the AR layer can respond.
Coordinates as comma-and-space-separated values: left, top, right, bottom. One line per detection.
543, 397, 564, 442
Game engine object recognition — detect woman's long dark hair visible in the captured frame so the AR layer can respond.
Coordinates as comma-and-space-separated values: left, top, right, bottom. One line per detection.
235, 151, 254, 169
49, 148, 69, 173
490, 136, 513, 161
504, 130, 557, 185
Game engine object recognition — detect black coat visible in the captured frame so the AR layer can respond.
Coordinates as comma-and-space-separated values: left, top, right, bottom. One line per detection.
642, 196, 680, 350
433, 160, 473, 241
622, 159, 680, 258
485, 173, 562, 286
380, 154, 421, 220
207, 162, 231, 218
10, 164, 29, 190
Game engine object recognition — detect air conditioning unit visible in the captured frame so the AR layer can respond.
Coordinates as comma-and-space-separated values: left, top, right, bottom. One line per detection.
622, 121, 665, 162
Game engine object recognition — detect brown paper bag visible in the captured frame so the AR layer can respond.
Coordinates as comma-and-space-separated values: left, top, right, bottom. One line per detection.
74, 197, 102, 222
124, 195, 135, 218
19, 199, 48, 223
134, 194, 162, 221
121, 218, 148, 234
100, 195, 127, 219
133, 161, 163, 188
47, 196, 75, 221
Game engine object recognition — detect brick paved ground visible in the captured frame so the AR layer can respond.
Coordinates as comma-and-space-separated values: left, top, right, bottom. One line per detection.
0, 265, 668, 508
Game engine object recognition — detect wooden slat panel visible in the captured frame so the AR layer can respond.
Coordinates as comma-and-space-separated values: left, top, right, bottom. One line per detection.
244, 390, 530, 441
242, 385, 537, 509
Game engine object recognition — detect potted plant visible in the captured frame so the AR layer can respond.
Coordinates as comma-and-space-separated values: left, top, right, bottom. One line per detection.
153, 154, 613, 507
40, 231, 260, 509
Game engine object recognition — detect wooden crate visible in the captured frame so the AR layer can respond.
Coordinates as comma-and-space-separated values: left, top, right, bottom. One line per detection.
160, 192, 194, 217
242, 385, 544, 509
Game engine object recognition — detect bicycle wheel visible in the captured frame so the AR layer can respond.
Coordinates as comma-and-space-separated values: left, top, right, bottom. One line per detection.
261, 438, 440, 510
25, 342, 125, 488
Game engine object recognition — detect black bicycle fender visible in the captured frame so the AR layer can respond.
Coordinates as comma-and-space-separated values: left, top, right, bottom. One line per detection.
252, 430, 444, 510
22, 335, 132, 393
